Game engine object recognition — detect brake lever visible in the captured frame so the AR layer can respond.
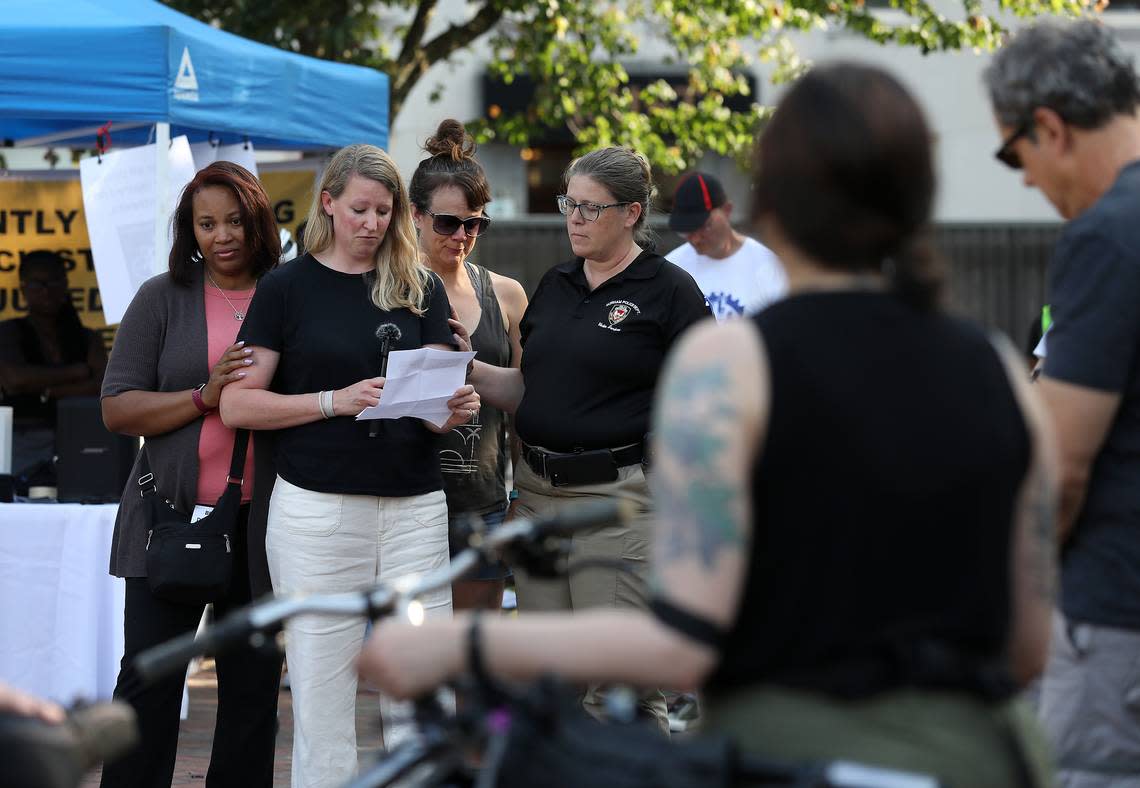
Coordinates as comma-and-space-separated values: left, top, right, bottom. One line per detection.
498, 537, 570, 579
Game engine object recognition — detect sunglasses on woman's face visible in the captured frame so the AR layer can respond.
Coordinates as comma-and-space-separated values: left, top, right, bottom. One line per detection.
427, 210, 491, 237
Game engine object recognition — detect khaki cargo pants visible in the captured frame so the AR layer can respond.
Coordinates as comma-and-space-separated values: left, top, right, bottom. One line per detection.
511, 458, 669, 731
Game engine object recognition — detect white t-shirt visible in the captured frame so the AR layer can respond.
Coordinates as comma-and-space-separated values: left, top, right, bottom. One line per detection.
666, 236, 787, 321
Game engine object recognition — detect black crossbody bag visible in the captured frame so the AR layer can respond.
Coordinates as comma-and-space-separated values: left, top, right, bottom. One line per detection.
140, 429, 249, 606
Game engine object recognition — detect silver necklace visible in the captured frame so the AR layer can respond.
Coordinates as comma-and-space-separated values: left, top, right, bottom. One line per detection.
206, 271, 253, 321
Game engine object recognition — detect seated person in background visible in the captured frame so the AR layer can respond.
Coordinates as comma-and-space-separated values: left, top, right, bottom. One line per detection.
0, 251, 106, 480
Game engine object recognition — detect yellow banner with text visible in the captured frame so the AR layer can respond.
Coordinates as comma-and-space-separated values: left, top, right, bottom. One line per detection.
0, 169, 315, 346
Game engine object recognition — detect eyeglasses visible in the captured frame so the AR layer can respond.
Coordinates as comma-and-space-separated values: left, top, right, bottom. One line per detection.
426, 210, 491, 237
556, 195, 631, 222
995, 119, 1032, 170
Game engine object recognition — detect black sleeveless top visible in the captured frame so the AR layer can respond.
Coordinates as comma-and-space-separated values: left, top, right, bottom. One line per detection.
439, 263, 511, 515
708, 291, 1030, 699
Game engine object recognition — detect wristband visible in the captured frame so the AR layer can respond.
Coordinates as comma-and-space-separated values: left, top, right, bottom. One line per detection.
191, 383, 214, 415
318, 390, 335, 420
508, 489, 519, 502
466, 612, 490, 684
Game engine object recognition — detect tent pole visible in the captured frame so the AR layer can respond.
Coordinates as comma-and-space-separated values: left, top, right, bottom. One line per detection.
13, 122, 151, 149
154, 121, 170, 275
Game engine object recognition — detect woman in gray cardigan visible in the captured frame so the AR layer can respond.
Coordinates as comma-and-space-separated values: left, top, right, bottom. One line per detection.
99, 162, 283, 788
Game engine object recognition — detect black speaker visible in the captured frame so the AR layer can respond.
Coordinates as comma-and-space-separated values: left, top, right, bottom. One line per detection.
55, 397, 138, 504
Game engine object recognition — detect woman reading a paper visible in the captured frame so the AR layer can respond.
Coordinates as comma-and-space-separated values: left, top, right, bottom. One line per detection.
219, 143, 478, 788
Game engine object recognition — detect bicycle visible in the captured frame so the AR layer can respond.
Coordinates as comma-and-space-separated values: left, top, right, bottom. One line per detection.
134, 499, 944, 788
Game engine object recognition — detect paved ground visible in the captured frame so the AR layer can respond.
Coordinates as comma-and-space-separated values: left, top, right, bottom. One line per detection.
81, 662, 385, 787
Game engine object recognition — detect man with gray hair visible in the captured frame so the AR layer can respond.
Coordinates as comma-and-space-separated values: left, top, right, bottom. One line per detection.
987, 19, 1140, 786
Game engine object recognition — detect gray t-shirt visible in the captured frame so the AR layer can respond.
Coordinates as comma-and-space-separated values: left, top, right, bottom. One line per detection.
1045, 160, 1140, 630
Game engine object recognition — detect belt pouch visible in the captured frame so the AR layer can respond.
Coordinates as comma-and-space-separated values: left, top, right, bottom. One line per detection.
546, 449, 619, 487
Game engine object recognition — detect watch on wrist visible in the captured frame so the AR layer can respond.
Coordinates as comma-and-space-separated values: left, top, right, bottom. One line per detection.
191, 383, 214, 415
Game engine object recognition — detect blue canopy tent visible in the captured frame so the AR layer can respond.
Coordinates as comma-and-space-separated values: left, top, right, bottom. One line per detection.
0, 0, 388, 278
0, 0, 389, 150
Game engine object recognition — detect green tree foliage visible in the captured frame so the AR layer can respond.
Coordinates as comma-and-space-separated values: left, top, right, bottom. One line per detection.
165, 0, 1091, 172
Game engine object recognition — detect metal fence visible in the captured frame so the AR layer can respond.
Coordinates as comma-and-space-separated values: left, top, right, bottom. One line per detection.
471, 218, 1062, 351
937, 223, 1060, 350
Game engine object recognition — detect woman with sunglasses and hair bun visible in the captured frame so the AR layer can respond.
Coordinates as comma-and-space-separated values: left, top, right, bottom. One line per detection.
410, 119, 528, 612
448, 146, 710, 729
219, 143, 479, 788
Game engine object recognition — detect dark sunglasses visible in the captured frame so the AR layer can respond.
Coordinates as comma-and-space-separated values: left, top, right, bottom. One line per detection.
427, 210, 491, 237
994, 119, 1032, 170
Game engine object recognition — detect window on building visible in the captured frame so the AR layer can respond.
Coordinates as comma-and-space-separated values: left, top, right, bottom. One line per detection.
484, 71, 758, 214
521, 143, 575, 216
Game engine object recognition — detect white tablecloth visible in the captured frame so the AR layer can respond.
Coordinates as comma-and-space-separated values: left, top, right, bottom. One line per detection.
0, 503, 124, 704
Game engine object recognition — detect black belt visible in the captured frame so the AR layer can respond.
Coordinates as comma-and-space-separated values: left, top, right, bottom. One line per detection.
521, 442, 645, 487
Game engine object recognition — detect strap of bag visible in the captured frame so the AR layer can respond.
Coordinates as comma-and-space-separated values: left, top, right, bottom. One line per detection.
137, 429, 250, 500
226, 429, 250, 487
136, 445, 156, 498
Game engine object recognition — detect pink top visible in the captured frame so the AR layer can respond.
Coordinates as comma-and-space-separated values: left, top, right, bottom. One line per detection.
196, 280, 256, 505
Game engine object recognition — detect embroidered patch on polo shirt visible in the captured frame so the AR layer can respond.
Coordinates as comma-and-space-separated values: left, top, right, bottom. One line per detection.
600, 299, 641, 332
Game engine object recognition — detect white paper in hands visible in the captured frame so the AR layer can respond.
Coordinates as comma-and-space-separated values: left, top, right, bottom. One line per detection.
355, 347, 477, 428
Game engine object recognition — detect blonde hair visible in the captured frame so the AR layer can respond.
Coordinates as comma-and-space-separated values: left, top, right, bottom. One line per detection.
305, 144, 432, 314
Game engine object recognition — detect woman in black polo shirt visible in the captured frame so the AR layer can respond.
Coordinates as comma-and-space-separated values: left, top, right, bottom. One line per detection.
361, 65, 1057, 786
460, 146, 709, 727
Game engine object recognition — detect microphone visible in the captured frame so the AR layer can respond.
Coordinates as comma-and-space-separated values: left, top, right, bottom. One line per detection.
370, 323, 402, 438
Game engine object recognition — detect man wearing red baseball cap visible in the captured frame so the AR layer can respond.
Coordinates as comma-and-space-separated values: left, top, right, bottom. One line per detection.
667, 171, 785, 320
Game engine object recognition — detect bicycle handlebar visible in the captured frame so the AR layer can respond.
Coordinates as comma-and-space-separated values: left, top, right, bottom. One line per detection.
134, 498, 633, 683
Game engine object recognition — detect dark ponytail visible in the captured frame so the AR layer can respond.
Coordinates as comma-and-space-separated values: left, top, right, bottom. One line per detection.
885, 232, 944, 311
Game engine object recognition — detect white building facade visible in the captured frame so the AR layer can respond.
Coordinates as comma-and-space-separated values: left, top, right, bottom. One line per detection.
389, 2, 1140, 223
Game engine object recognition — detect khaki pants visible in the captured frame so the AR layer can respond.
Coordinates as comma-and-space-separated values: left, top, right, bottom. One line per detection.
708, 684, 1052, 788
512, 458, 668, 731
266, 477, 452, 788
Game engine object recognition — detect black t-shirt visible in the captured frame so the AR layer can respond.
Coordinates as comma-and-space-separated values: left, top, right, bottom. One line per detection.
1044, 160, 1140, 630
711, 292, 1029, 698
238, 254, 455, 496
0, 316, 94, 425
515, 251, 710, 451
